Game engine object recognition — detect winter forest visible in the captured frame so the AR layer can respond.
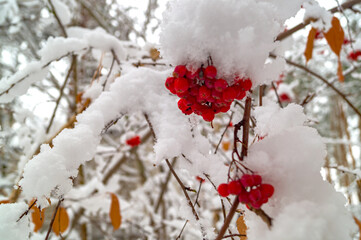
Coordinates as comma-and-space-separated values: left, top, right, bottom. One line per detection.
0, 0, 361, 239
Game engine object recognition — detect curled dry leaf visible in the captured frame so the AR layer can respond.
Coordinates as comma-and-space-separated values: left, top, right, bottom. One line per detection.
353, 216, 361, 240
304, 27, 317, 63
52, 207, 69, 236
109, 192, 122, 231
236, 215, 247, 240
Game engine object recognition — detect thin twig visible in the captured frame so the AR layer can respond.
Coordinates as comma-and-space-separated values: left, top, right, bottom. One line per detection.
48, 0, 68, 37
269, 53, 361, 118
271, 81, 283, 109
223, 234, 247, 239
215, 197, 240, 240
46, 56, 76, 134
215, 112, 234, 154
45, 198, 64, 240
176, 220, 189, 240
16, 199, 37, 222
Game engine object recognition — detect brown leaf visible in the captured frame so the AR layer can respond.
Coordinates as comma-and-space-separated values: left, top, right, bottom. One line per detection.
29, 199, 45, 233
236, 215, 247, 239
337, 58, 344, 82
52, 207, 69, 236
324, 17, 344, 57
222, 141, 230, 151
150, 48, 160, 61
109, 193, 122, 231
304, 28, 317, 63
354, 216, 361, 240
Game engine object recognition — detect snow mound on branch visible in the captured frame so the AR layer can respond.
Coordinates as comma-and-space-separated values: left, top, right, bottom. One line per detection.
244, 102, 355, 240
0, 203, 31, 240
51, 0, 72, 25
20, 66, 226, 205
160, 0, 304, 87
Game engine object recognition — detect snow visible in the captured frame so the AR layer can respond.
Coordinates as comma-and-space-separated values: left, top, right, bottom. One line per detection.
244, 101, 356, 240
0, 27, 126, 103
0, 203, 31, 240
303, 0, 333, 31
160, 0, 305, 87
51, 0, 72, 25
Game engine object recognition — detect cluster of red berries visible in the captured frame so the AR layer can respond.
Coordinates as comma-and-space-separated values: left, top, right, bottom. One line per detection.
126, 135, 141, 147
348, 50, 361, 61
165, 65, 252, 122
217, 174, 274, 209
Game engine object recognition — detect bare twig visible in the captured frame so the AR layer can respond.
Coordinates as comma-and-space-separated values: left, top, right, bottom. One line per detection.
271, 81, 283, 109
269, 53, 361, 118
176, 220, 189, 240
16, 199, 37, 222
215, 197, 240, 240
45, 198, 64, 240
215, 112, 234, 154
48, 0, 68, 37
46, 56, 76, 134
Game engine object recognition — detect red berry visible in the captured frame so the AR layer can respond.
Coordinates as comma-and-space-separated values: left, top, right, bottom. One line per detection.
204, 66, 217, 79
182, 107, 193, 115
196, 176, 205, 183
214, 79, 228, 92
189, 85, 200, 96
202, 108, 215, 122
211, 90, 222, 100
250, 201, 262, 209
219, 104, 231, 113
174, 78, 189, 93
236, 90, 246, 100
173, 65, 187, 78
238, 189, 250, 203
126, 136, 141, 147
280, 93, 291, 102
165, 77, 176, 94
205, 78, 214, 89
260, 184, 274, 198
217, 183, 230, 197
249, 189, 262, 203
240, 174, 254, 188
228, 181, 243, 195
253, 175, 262, 186
222, 87, 237, 102
199, 86, 211, 99
242, 78, 252, 91
178, 98, 188, 111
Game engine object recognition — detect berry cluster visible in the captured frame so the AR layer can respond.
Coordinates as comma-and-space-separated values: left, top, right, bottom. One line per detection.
217, 174, 274, 209
348, 50, 361, 61
126, 135, 141, 147
165, 65, 252, 122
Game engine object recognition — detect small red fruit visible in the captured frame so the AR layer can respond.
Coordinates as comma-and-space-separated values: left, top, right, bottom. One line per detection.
178, 98, 188, 111
174, 78, 189, 93
173, 65, 187, 78
214, 79, 228, 92
186, 67, 200, 79
202, 108, 215, 122
260, 184, 274, 198
228, 180, 243, 195
126, 136, 141, 147
253, 175, 262, 186
242, 78, 252, 91
280, 93, 291, 102
240, 174, 254, 188
205, 78, 214, 89
217, 183, 230, 197
199, 86, 211, 99
204, 66, 217, 79
238, 189, 250, 203
249, 189, 262, 203
222, 87, 237, 102
165, 77, 176, 94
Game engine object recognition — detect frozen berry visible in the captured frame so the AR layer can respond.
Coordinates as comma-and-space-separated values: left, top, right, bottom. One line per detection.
238, 189, 250, 204
204, 66, 217, 79
249, 189, 262, 203
240, 174, 254, 188
222, 87, 237, 102
217, 183, 229, 197
211, 90, 222, 100
214, 79, 228, 92
178, 98, 188, 111
280, 93, 291, 102
228, 181, 243, 195
242, 78, 252, 91
260, 184, 274, 198
186, 67, 200, 79
174, 78, 189, 93
253, 175, 262, 186
202, 108, 215, 122
205, 78, 214, 89
199, 86, 211, 99
126, 136, 141, 147
173, 65, 187, 78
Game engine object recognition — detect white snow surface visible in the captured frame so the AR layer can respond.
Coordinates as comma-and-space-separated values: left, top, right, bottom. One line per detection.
20, 66, 227, 205
160, 0, 305, 87
244, 102, 355, 240
0, 203, 31, 240
303, 0, 333, 31
0, 28, 125, 103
